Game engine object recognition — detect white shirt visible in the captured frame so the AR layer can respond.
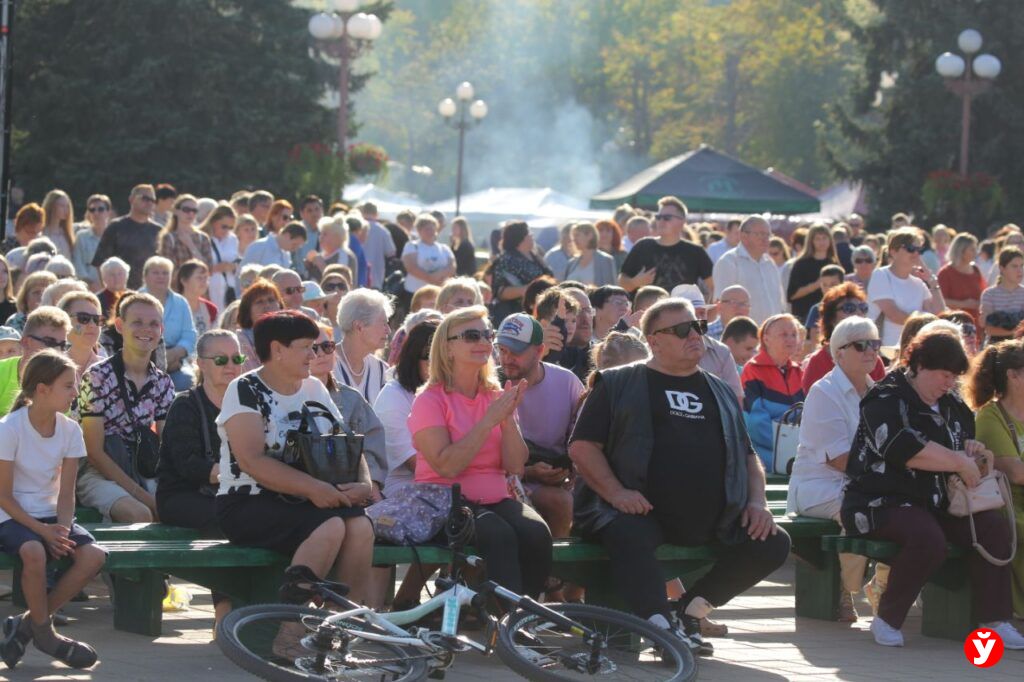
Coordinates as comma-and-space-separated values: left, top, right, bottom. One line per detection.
372, 379, 417, 494
209, 232, 240, 310
867, 265, 932, 346
402, 240, 454, 292
0, 409, 86, 522
333, 353, 388, 405
711, 243, 785, 324
788, 365, 867, 514
707, 238, 736, 264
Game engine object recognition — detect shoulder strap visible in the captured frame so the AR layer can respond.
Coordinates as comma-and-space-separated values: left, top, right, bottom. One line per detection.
113, 355, 146, 432
191, 389, 213, 459
996, 401, 1022, 455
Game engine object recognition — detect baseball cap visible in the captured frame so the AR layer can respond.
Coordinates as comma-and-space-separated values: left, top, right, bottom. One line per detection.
301, 281, 328, 303
0, 326, 19, 343
496, 313, 544, 354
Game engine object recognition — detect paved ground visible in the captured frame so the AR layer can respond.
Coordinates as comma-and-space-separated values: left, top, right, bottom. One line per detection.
0, 558, 1021, 680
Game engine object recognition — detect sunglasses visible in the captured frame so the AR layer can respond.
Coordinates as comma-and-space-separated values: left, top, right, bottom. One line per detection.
87, 205, 109, 213
201, 354, 247, 366
447, 328, 496, 343
901, 244, 923, 254
841, 339, 882, 353
138, 196, 156, 204
179, 206, 199, 215
311, 340, 337, 355
283, 285, 306, 295
653, 319, 708, 338
837, 302, 870, 315
72, 312, 102, 326
27, 334, 71, 352
853, 258, 874, 265
654, 213, 684, 222
322, 282, 348, 293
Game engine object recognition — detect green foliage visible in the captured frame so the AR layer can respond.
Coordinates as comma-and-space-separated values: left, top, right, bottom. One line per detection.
283, 143, 348, 204
821, 0, 1024, 232
11, 0, 343, 207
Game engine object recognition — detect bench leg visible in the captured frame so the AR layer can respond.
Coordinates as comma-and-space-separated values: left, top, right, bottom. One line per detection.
792, 539, 839, 621
111, 570, 165, 637
920, 560, 974, 641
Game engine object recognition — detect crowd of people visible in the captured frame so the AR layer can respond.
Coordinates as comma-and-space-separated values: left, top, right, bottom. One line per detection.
1, 182, 1023, 669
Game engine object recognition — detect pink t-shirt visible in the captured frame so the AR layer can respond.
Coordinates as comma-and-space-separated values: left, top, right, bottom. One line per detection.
408, 383, 509, 505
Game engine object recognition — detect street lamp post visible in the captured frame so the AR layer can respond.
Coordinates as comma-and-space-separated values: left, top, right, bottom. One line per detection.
438, 82, 487, 216
308, 0, 382, 157
935, 29, 1001, 177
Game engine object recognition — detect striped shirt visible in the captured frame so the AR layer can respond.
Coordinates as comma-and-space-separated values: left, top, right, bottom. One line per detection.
980, 284, 1024, 340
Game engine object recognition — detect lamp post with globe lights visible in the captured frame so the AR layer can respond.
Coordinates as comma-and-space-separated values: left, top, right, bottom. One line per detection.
438, 82, 487, 216
308, 0, 382, 158
934, 29, 1001, 177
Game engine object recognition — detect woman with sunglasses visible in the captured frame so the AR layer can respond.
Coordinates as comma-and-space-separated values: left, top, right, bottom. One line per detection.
335, 289, 391, 405
57, 291, 104, 380
409, 306, 551, 598
867, 227, 945, 348
802, 283, 886, 393
741, 313, 805, 469
790, 317, 882, 622
938, 233, 985, 328
71, 194, 112, 292
980, 246, 1024, 346
155, 330, 243, 636
234, 279, 284, 373
157, 194, 214, 274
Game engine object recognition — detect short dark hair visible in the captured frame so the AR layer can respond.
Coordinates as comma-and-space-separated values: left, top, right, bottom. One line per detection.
820, 264, 845, 281
155, 183, 177, 201
722, 316, 758, 343
521, 275, 556, 316
556, 280, 588, 292
634, 285, 669, 311
396, 321, 438, 393
501, 221, 531, 252
535, 288, 579, 321
589, 285, 629, 310
281, 222, 308, 241
250, 190, 274, 208
299, 195, 323, 211
253, 310, 319, 362
905, 329, 969, 376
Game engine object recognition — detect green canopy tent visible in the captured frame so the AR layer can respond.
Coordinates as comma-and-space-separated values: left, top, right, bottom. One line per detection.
591, 145, 820, 214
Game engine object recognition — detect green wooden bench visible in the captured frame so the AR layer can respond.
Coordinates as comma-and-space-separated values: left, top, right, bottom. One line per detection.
821, 535, 971, 640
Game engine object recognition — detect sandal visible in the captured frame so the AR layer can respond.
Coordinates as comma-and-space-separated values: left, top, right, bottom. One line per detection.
1, 613, 32, 669
40, 637, 98, 669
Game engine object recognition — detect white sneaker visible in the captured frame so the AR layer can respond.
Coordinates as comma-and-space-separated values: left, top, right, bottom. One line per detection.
983, 621, 1024, 650
870, 616, 904, 647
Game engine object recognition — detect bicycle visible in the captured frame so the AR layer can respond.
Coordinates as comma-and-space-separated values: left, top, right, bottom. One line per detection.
217, 484, 697, 681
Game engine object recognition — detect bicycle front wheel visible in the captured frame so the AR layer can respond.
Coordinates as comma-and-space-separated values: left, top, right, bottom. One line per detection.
496, 603, 696, 682
217, 603, 428, 682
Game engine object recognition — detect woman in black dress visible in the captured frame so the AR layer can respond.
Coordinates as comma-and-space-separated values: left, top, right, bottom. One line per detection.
787, 223, 839, 323
450, 216, 477, 277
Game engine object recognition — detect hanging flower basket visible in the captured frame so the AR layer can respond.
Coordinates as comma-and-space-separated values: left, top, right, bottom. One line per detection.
284, 142, 348, 203
348, 142, 388, 178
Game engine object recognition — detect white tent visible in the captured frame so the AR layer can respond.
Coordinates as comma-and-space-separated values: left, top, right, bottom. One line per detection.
341, 183, 425, 218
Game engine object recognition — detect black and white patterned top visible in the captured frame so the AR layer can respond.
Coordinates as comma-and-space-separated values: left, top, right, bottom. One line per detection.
215, 370, 341, 496
78, 352, 175, 438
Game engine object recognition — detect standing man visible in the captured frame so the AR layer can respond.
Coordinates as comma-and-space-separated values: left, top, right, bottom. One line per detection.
248, 191, 274, 228
707, 220, 741, 264
357, 202, 397, 289
711, 216, 784, 325
619, 196, 713, 300
292, 196, 324, 278
91, 185, 162, 290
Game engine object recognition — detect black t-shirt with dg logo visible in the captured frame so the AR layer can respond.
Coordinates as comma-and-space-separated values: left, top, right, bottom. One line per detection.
646, 368, 726, 545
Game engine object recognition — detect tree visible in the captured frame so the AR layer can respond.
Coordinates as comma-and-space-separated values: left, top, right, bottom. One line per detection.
820, 0, 1024, 231
11, 0, 338, 207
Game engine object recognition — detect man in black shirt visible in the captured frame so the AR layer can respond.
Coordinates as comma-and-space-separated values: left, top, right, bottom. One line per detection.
570, 298, 789, 656
91, 184, 162, 290
619, 196, 713, 299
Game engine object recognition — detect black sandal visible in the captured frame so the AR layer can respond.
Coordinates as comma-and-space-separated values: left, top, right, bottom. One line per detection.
45, 638, 98, 669
1, 613, 32, 669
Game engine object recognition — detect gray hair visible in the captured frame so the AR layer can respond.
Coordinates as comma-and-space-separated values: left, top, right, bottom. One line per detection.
337, 288, 394, 335
402, 308, 443, 333
40, 279, 87, 307
24, 252, 52, 276
197, 329, 239, 357
142, 255, 173, 277
44, 255, 75, 279
851, 245, 875, 263
100, 256, 130, 277
830, 317, 880, 362
271, 269, 301, 285
318, 214, 350, 244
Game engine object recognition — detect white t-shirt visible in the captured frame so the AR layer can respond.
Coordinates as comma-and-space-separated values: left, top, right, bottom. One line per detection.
402, 240, 454, 292
216, 371, 341, 496
372, 379, 416, 494
867, 265, 931, 346
0, 408, 86, 522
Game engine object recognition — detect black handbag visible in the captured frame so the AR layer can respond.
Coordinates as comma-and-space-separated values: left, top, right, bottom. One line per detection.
282, 401, 365, 486
109, 362, 161, 482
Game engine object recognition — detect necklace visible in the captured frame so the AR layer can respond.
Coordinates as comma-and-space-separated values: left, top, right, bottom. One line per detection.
337, 342, 365, 379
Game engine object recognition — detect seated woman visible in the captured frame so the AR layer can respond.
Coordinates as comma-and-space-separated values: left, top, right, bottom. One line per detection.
966, 338, 1024, 620
409, 306, 552, 597
57, 291, 105, 379
335, 289, 391, 405
741, 313, 805, 469
156, 330, 244, 631
215, 311, 375, 604
801, 283, 886, 393
234, 278, 283, 373
842, 326, 1024, 648
790, 317, 881, 622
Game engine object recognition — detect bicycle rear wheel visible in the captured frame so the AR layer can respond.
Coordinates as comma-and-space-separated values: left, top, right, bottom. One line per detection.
496, 603, 696, 682
217, 603, 428, 682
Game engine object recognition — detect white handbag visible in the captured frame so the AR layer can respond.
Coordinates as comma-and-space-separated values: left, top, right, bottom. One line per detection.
772, 402, 803, 476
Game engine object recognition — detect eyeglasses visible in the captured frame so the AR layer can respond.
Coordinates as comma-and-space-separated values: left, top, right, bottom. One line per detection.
200, 354, 247, 366
652, 320, 708, 338
322, 282, 348, 293
282, 285, 306, 295
853, 258, 874, 265
179, 206, 199, 215
72, 312, 102, 326
837, 301, 870, 315
87, 205, 109, 213
841, 339, 882, 353
311, 341, 337, 355
447, 328, 496, 343
901, 244, 923, 254
138, 196, 156, 204
654, 213, 684, 222
721, 299, 750, 308
27, 334, 71, 352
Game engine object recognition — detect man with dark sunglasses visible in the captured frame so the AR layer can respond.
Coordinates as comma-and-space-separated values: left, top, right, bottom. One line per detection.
271, 269, 321, 321
91, 184, 162, 290
0, 307, 72, 417
569, 298, 788, 657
